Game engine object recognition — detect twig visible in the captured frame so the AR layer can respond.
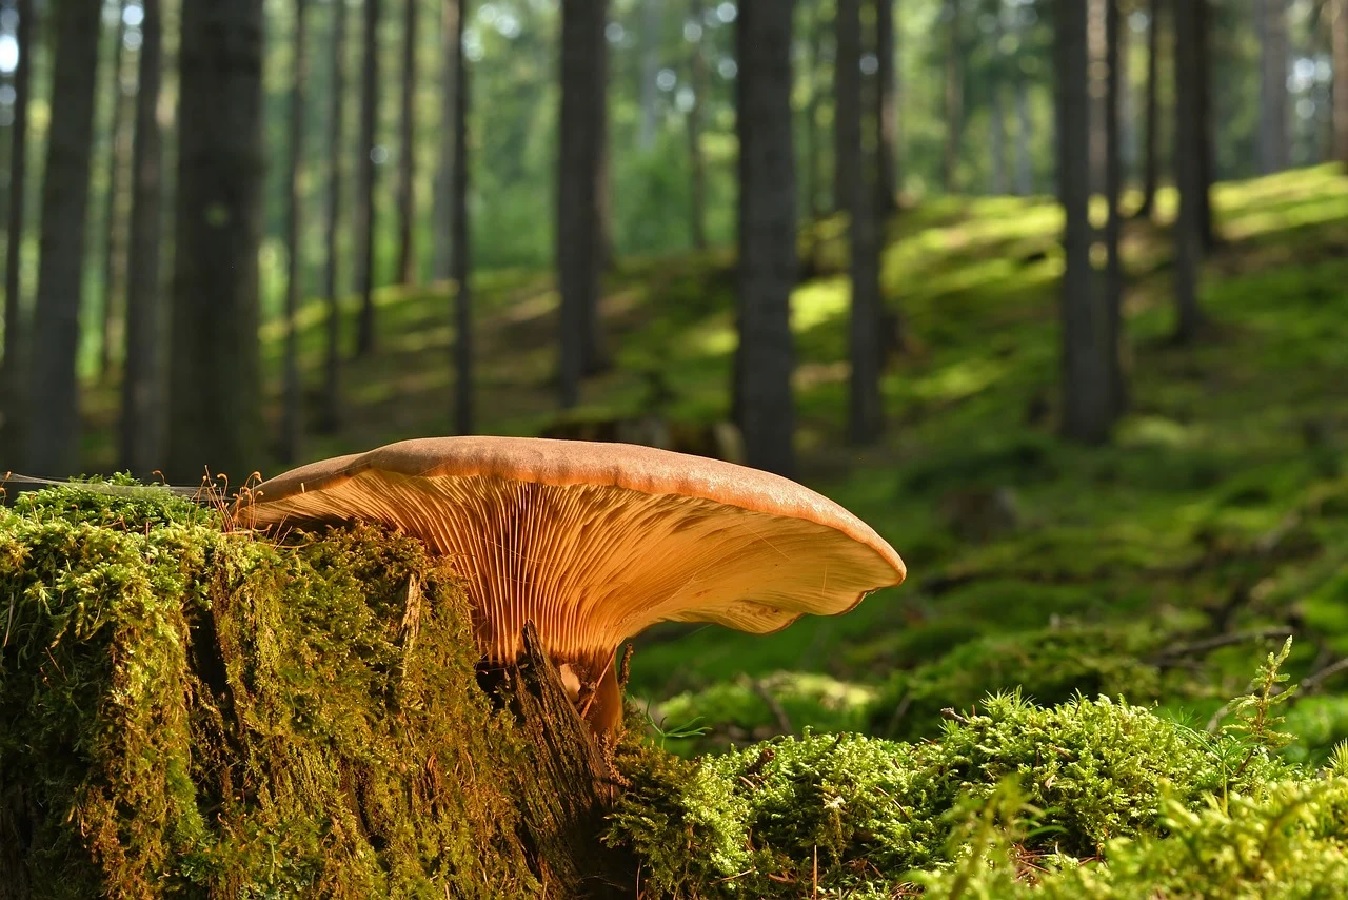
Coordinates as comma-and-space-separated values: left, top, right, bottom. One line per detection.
751, 678, 793, 735
1150, 627, 1296, 668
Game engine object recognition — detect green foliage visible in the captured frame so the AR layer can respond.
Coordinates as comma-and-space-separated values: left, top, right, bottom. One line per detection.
0, 484, 538, 898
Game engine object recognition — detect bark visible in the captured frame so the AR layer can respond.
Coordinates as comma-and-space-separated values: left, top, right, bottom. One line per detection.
1333, 0, 1348, 167
166, 0, 264, 483
1135, 0, 1161, 218
833, 0, 859, 211
875, 0, 898, 212
354, 0, 380, 357
23, 0, 102, 475
279, 0, 309, 466
688, 0, 707, 248
1057, 0, 1112, 444
942, 0, 963, 193
98, 2, 130, 383
451, 0, 473, 436
395, 0, 417, 285
119, 0, 165, 476
1257, 0, 1289, 173
734, 0, 798, 477
556, 0, 610, 409
0, 0, 34, 462
318, 0, 348, 434
1172, 0, 1205, 343
1104, 0, 1128, 415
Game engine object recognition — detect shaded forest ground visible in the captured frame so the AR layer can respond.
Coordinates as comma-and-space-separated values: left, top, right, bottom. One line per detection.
82, 164, 1348, 755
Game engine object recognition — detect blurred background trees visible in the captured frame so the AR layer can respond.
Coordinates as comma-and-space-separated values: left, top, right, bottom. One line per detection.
0, 0, 1342, 477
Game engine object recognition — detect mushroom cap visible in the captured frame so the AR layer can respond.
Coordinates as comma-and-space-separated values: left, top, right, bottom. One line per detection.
235, 436, 905, 667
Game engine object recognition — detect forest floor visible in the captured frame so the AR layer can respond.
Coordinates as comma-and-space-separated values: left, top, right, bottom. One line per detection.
84, 164, 1348, 758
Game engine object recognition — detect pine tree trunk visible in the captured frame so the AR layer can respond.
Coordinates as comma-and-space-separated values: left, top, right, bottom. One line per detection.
556, 0, 610, 409
1332, 0, 1348, 168
433, 0, 454, 280
166, 0, 264, 483
279, 0, 308, 465
688, 0, 708, 249
451, 0, 473, 436
23, 0, 103, 475
875, 0, 898, 213
942, 0, 963, 193
395, 0, 417, 286
119, 0, 165, 476
318, 0, 347, 434
0, 0, 34, 462
1137, 0, 1161, 218
1057, 0, 1113, 444
354, 0, 380, 358
1014, 74, 1032, 195
1172, 0, 1205, 343
1194, 0, 1214, 250
1104, 0, 1128, 416
98, 2, 130, 384
1257, 0, 1289, 173
734, 0, 798, 477
834, 0, 858, 211
638, 0, 659, 151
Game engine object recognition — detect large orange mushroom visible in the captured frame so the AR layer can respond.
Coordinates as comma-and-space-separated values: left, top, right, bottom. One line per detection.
235, 436, 905, 733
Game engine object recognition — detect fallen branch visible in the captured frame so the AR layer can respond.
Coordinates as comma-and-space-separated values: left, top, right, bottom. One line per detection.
1, 472, 220, 507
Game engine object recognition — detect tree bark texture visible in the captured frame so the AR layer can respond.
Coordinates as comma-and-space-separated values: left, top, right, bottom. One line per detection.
556, 0, 610, 409
319, 0, 348, 434
98, 2, 130, 383
354, 0, 380, 357
167, 0, 264, 483
1056, 0, 1113, 444
1137, 0, 1162, 217
1257, 0, 1289, 173
395, 0, 417, 286
1171, 0, 1205, 343
452, 0, 473, 436
875, 0, 898, 213
119, 0, 165, 477
23, 0, 102, 476
279, 0, 308, 466
734, 0, 798, 477
0, 0, 34, 463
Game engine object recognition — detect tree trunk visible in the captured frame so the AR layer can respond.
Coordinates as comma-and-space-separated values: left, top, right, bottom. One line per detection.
1172, 0, 1205, 343
433, 0, 454, 280
279, 0, 308, 466
556, 0, 610, 409
1257, 0, 1289, 173
451, 0, 473, 436
98, 2, 129, 384
318, 0, 347, 434
875, 0, 898, 213
638, 0, 659, 151
989, 6, 1007, 195
734, 0, 798, 477
1136, 0, 1161, 218
166, 0, 264, 483
1194, 0, 1214, 250
354, 0, 380, 358
1333, 0, 1348, 167
119, 0, 165, 476
834, 0, 858, 211
942, 0, 963, 193
1057, 0, 1112, 444
1104, 0, 1128, 415
688, 0, 707, 249
0, 0, 34, 462
395, 0, 417, 286
23, 0, 102, 476
1014, 73, 1032, 195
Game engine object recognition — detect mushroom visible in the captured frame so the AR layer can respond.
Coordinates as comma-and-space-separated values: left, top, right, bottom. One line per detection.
235, 436, 905, 734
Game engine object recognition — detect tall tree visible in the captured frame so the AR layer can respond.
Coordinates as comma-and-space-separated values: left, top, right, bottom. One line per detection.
875, 0, 898, 212
319, 0, 347, 433
687, 0, 708, 249
942, 0, 964, 192
395, 0, 417, 285
167, 0, 264, 482
734, 0, 798, 476
1194, 0, 1214, 249
0, 0, 34, 461
280, 0, 309, 465
841, 0, 884, 445
1257, 0, 1289, 173
556, 0, 610, 408
354, 0, 380, 357
989, 4, 1008, 195
98, 0, 130, 383
1056, 0, 1112, 444
23, 0, 102, 475
451, 0, 473, 434
833, 0, 859, 211
433, 0, 454, 279
1136, 0, 1161, 217
119, 0, 165, 476
1171, 0, 1205, 343
1104, 0, 1128, 414
1333, 0, 1348, 167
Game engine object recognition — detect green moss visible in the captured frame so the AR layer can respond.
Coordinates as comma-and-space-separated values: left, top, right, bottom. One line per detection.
0, 484, 537, 898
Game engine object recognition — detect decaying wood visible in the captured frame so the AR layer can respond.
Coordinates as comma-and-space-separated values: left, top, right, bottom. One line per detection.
0, 472, 217, 506
495, 622, 636, 899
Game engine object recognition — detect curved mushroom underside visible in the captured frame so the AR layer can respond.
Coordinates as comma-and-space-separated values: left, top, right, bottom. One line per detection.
240, 470, 901, 731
